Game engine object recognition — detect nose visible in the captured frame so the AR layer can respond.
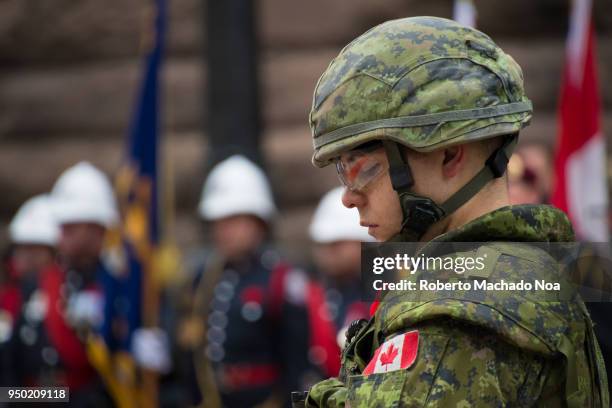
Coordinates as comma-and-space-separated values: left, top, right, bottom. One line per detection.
342, 188, 364, 209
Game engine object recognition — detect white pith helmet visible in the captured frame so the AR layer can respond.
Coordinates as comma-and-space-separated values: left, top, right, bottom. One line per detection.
198, 155, 277, 222
309, 186, 373, 243
9, 194, 60, 246
50, 161, 119, 228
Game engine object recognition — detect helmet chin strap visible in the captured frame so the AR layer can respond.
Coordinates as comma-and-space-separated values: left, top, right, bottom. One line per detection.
383, 135, 518, 242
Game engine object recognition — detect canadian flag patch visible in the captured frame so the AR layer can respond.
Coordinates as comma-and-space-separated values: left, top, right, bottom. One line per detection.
362, 330, 419, 375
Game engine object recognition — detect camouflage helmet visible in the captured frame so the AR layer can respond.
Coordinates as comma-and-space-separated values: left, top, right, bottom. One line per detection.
310, 16, 532, 167
309, 17, 533, 241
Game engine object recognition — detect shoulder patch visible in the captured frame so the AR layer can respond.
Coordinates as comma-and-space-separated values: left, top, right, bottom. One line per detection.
362, 330, 418, 375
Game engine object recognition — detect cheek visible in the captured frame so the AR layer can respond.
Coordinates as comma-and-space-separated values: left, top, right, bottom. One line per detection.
88, 231, 105, 252
376, 190, 402, 225
12, 250, 31, 273
409, 159, 446, 202
60, 228, 96, 255
377, 196, 403, 240
364, 178, 401, 224
59, 232, 77, 253
241, 223, 260, 242
313, 248, 334, 271
213, 221, 252, 248
212, 222, 232, 241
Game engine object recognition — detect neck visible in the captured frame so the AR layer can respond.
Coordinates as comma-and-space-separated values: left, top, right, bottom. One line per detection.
422, 180, 509, 241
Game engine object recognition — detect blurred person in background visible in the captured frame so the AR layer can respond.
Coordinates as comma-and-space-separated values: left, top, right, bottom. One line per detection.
177, 155, 312, 408
508, 142, 553, 205
1, 195, 61, 388
46, 161, 122, 405
308, 186, 372, 373
518, 142, 553, 200
0, 251, 19, 325
49, 161, 170, 406
0, 248, 19, 385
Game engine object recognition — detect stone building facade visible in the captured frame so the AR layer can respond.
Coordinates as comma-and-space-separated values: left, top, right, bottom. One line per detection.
1, 0, 611, 262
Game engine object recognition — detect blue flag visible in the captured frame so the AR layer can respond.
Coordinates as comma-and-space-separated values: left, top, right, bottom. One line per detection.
114, 0, 167, 348
85, 3, 169, 406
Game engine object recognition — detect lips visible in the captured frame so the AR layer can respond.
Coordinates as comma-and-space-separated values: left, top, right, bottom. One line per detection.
360, 222, 378, 228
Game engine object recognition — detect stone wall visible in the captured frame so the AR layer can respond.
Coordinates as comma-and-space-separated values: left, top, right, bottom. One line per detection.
1, 0, 611, 262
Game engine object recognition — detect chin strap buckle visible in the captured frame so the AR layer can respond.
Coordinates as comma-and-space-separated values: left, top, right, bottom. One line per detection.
485, 147, 508, 178
485, 146, 509, 178
400, 196, 445, 238
485, 135, 517, 178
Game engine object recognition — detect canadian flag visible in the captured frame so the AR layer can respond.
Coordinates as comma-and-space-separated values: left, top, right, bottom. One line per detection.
552, 0, 609, 241
362, 331, 419, 375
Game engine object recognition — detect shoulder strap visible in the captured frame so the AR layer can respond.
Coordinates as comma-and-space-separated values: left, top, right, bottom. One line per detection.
192, 255, 226, 408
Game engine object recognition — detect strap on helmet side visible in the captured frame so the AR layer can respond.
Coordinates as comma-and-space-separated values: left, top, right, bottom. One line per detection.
439, 135, 517, 215
383, 135, 517, 241
383, 141, 445, 241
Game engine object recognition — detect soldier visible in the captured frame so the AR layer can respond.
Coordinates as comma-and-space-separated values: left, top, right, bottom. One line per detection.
183, 155, 313, 407
308, 186, 372, 373
1, 195, 61, 388
51, 162, 171, 401
50, 162, 126, 348
303, 17, 608, 407
50, 161, 169, 406
507, 153, 542, 205
0, 248, 18, 387
46, 162, 125, 405
507, 142, 553, 205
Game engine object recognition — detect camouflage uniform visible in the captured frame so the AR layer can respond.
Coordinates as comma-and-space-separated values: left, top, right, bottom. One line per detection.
307, 205, 608, 406
303, 17, 609, 407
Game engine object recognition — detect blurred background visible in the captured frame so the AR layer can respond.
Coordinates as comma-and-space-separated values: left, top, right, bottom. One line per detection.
0, 0, 611, 263
2, 1, 612, 406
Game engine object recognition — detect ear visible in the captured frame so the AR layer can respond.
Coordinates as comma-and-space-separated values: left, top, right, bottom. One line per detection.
441, 145, 464, 178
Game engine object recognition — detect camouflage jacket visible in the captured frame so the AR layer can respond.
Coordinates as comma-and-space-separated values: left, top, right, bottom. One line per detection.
305, 205, 609, 407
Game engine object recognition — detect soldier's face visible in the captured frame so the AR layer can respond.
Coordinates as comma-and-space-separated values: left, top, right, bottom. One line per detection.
340, 147, 454, 241
211, 215, 267, 261
12, 245, 55, 278
313, 240, 362, 279
340, 148, 403, 241
58, 223, 106, 271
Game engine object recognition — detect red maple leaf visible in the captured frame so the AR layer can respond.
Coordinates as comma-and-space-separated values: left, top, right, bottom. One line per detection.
379, 343, 398, 367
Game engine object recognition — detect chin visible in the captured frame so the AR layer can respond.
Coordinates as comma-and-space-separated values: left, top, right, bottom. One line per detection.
369, 230, 386, 242
376, 227, 401, 242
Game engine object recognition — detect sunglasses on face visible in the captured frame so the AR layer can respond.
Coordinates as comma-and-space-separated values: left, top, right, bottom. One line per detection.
335, 149, 387, 192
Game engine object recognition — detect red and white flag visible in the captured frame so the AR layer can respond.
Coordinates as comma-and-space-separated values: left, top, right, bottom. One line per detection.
362, 331, 418, 375
552, 0, 608, 241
